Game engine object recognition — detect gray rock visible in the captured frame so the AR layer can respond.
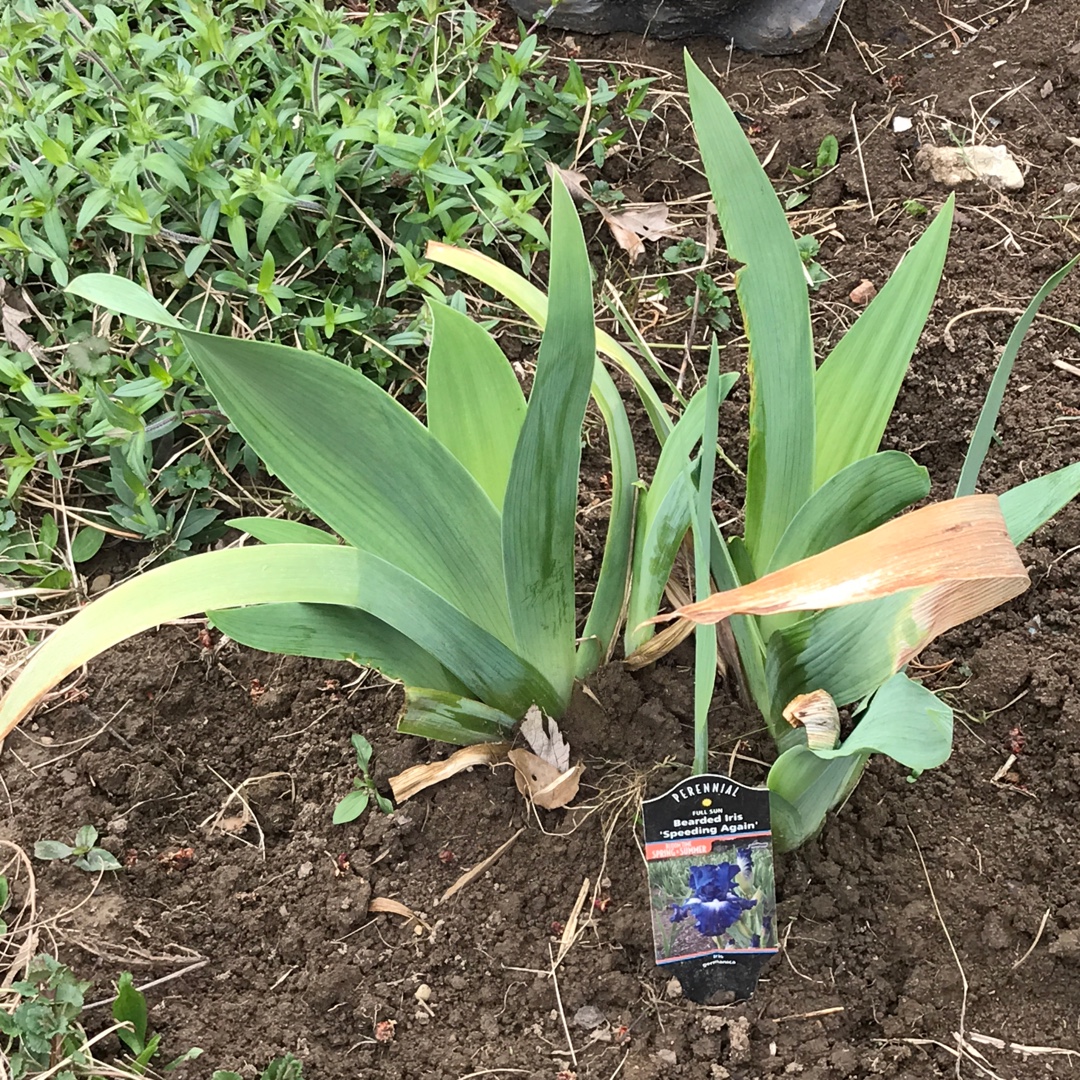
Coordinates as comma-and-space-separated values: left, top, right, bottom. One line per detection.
572, 1004, 606, 1029
506, 0, 842, 53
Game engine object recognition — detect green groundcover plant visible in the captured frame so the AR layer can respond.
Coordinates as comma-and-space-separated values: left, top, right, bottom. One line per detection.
0, 0, 651, 558
0, 171, 691, 748
0, 949, 298, 1078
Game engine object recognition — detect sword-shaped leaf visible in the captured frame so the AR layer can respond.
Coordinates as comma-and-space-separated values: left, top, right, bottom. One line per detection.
500, 172, 596, 708
426, 241, 674, 441
396, 688, 518, 746
426, 301, 526, 511
814, 202, 953, 488
67, 275, 514, 647
686, 51, 815, 572
0, 545, 561, 739
575, 363, 638, 677
209, 604, 468, 696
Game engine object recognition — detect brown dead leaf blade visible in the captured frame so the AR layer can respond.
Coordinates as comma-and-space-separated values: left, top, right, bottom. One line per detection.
649, 495, 1028, 671
508, 748, 584, 810
520, 705, 570, 772
388, 742, 509, 804
548, 163, 678, 263
369, 896, 432, 932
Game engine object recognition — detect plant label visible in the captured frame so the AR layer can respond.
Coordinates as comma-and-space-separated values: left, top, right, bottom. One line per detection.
641, 773, 778, 1002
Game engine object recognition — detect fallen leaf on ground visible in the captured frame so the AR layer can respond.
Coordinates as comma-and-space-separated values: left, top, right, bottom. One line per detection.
602, 205, 680, 262
369, 896, 432, 931
520, 705, 570, 772
546, 161, 590, 204
548, 163, 680, 263
0, 284, 41, 358
508, 748, 584, 809
388, 742, 509, 803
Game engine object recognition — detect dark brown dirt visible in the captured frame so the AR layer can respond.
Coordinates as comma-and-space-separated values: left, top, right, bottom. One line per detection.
4, 0, 1080, 1077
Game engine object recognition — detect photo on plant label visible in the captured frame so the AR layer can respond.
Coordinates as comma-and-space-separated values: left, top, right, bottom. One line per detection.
648, 840, 777, 964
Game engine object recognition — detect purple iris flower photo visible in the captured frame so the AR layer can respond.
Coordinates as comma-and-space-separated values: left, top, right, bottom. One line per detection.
736, 847, 754, 877
671, 861, 757, 939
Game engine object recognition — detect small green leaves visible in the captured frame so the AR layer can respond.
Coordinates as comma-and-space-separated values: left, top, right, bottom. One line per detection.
65, 275, 186, 330
33, 840, 74, 861
816, 133, 839, 171
332, 789, 371, 825
351, 733, 375, 772
70, 526, 106, 563
113, 972, 150, 1056
333, 733, 393, 824
34, 825, 122, 872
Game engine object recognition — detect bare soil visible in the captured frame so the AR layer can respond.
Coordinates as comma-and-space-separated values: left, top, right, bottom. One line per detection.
3, 0, 1080, 1077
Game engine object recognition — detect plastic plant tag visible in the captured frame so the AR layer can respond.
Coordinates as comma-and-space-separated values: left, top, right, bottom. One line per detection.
642, 774, 778, 1002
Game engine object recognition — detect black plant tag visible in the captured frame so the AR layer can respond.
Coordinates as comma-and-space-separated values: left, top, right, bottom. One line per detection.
641, 774, 778, 1003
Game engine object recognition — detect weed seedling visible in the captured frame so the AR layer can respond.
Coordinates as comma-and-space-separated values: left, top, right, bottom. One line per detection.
795, 234, 830, 290
333, 735, 393, 825
214, 1054, 305, 1080
34, 825, 121, 872
785, 133, 839, 207
686, 273, 732, 330
663, 238, 707, 266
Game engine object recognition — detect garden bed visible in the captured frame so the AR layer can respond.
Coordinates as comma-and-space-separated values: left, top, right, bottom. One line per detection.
3, 0, 1080, 1076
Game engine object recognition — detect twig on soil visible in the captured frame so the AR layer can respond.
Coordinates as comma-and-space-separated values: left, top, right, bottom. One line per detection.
0, 842, 38, 993
967, 1030, 1080, 1060
82, 959, 210, 1011
888, 1036, 1007, 1080
778, 921, 823, 984
773, 1005, 845, 1022
1053, 358, 1080, 378
941, 306, 1080, 352
555, 877, 590, 967
1009, 907, 1050, 971
16, 701, 130, 771
438, 828, 523, 904
548, 942, 578, 1069
849, 105, 876, 221
200, 768, 293, 858
908, 826, 967, 1080
823, 0, 845, 52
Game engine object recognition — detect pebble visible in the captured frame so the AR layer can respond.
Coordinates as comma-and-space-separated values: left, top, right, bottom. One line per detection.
572, 1004, 605, 1030
914, 144, 1024, 191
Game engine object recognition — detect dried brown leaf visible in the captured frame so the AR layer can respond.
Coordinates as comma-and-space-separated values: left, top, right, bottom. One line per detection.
214, 815, 249, 834
520, 705, 570, 772
546, 162, 591, 204
507, 748, 584, 809
369, 896, 432, 931
0, 285, 40, 358
388, 742, 509, 803
605, 204, 678, 241
650, 495, 1029, 671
